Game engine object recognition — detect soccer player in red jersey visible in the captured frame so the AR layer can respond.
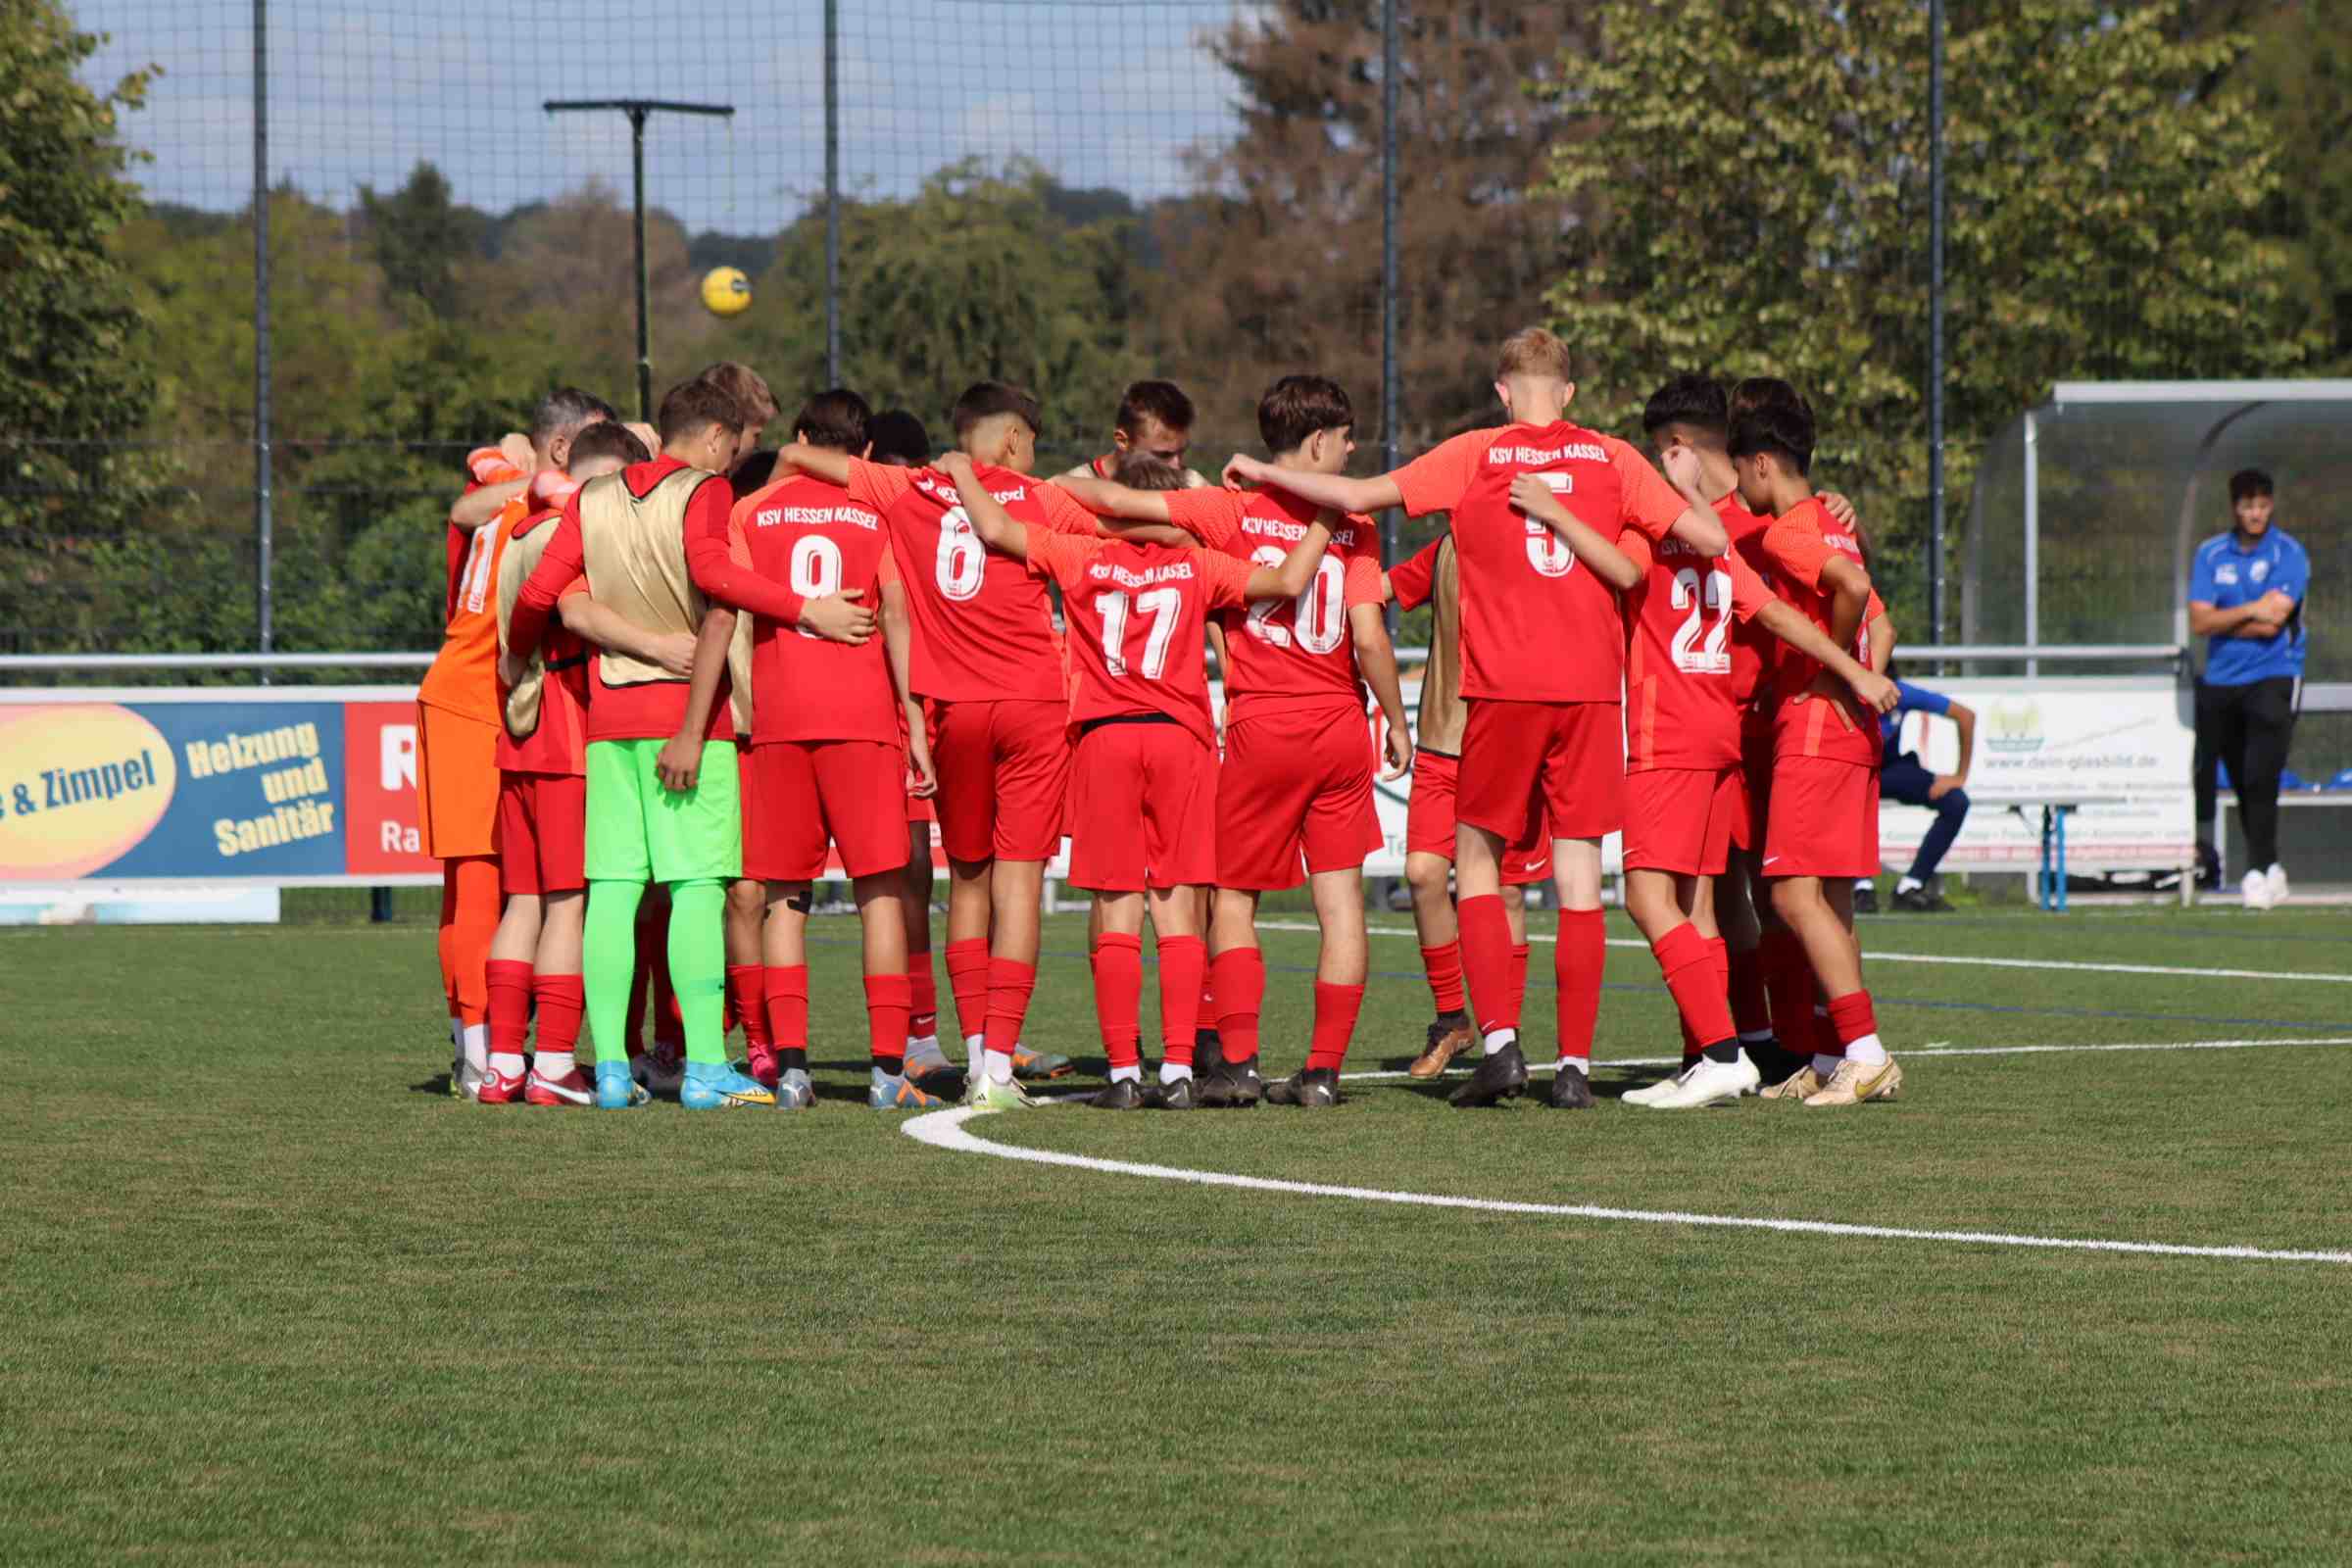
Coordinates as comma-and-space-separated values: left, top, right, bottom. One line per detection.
1535, 388, 1897, 1110
770, 384, 1135, 1109
864, 409, 963, 1086
479, 421, 681, 1105
506, 380, 876, 1110
1224, 328, 1732, 1109
1061, 375, 1413, 1107
1388, 531, 1554, 1081
425, 388, 614, 1099
729, 388, 941, 1111
938, 452, 1337, 1108
1730, 383, 1903, 1106
1057, 379, 1213, 490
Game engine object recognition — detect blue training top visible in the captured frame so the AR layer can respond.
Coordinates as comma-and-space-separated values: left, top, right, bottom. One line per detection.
1881, 679, 1952, 767
2190, 526, 2309, 686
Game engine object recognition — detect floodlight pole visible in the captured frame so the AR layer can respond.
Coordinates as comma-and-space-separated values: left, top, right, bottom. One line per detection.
543, 98, 737, 421
1380, 0, 1401, 627
253, 0, 272, 675
1928, 0, 1947, 656
824, 0, 842, 386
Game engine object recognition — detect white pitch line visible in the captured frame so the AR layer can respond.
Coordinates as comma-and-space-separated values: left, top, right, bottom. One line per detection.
901, 1107, 2352, 1266
1252, 920, 2352, 985
1332, 1035, 2352, 1083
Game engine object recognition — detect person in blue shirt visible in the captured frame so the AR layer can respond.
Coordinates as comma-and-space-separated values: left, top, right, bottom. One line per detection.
1854, 675, 1975, 913
2188, 468, 2309, 908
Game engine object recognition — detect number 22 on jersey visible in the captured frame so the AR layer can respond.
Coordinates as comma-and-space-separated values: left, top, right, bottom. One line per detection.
1669, 566, 1734, 675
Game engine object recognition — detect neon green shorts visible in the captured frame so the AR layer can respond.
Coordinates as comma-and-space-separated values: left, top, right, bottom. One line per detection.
583, 738, 742, 885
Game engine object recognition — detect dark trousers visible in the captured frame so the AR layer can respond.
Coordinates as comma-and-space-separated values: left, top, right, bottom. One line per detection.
2193, 675, 2299, 871
1882, 753, 1969, 882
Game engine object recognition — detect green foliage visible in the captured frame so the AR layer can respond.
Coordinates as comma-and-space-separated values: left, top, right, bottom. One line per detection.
1534, 0, 2313, 631
736, 160, 1141, 465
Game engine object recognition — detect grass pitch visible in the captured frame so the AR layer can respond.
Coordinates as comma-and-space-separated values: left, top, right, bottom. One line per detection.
3, 904, 2349, 1564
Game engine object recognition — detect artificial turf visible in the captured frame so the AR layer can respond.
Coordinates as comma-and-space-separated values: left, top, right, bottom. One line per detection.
3, 906, 2347, 1564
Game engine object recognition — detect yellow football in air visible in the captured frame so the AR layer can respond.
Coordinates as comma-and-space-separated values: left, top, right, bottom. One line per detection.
701, 267, 752, 318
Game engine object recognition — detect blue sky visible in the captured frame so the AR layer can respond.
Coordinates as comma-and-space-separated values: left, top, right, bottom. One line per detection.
74, 0, 1252, 232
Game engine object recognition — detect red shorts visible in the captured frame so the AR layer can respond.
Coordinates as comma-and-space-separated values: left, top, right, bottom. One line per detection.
1737, 717, 1775, 853
1458, 698, 1624, 843
932, 698, 1069, 863
497, 770, 586, 896
1622, 766, 1743, 877
1762, 756, 1882, 878
743, 740, 911, 882
1407, 751, 1549, 884
1066, 719, 1216, 893
1216, 707, 1382, 891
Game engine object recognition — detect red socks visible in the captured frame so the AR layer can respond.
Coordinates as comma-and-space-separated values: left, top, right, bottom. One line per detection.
1211, 947, 1266, 1063
1093, 933, 1143, 1068
865, 972, 912, 1064
1761, 927, 1814, 1053
1307, 982, 1365, 1072
1554, 908, 1605, 1064
485, 958, 534, 1058
1457, 894, 1517, 1037
907, 949, 938, 1040
1827, 990, 1878, 1047
1156, 936, 1206, 1065
727, 964, 769, 1052
1510, 942, 1532, 1024
532, 973, 584, 1056
944, 938, 990, 1043
1653, 922, 1735, 1050
1420, 941, 1466, 1014
763, 964, 810, 1051
1728, 941, 1772, 1038
983, 958, 1038, 1054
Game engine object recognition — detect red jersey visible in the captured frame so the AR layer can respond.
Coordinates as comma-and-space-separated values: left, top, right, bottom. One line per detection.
730, 473, 902, 744
1165, 488, 1385, 723
1028, 532, 1255, 752
1618, 526, 1774, 772
1392, 421, 1687, 703
509, 456, 738, 746
844, 460, 1100, 704
1719, 492, 1780, 710
495, 510, 591, 776
1761, 496, 1881, 766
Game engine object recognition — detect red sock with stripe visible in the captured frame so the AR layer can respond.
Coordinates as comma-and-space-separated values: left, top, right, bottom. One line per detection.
763, 964, 810, 1070
1420, 941, 1466, 1015
531, 972, 584, 1072
1456, 894, 1517, 1040
984, 958, 1038, 1055
907, 949, 938, 1040
1156, 936, 1206, 1065
1553, 908, 1605, 1066
944, 939, 990, 1044
1510, 942, 1532, 1025
1307, 982, 1365, 1072
1211, 947, 1265, 1063
865, 972, 912, 1073
727, 964, 769, 1053
1093, 932, 1143, 1070
485, 959, 534, 1073
1652, 922, 1735, 1054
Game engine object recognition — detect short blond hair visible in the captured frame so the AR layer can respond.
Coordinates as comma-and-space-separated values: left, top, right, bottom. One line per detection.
693, 361, 778, 426
1496, 327, 1572, 382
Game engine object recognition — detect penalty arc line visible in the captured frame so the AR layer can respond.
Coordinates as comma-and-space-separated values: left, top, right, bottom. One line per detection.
901, 1107, 2352, 1267
1251, 920, 2352, 986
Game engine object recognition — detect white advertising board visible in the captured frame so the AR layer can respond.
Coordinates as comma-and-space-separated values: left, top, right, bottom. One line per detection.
1876, 676, 2194, 875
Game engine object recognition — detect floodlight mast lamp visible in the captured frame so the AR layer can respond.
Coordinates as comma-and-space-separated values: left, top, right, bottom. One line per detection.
542, 99, 737, 421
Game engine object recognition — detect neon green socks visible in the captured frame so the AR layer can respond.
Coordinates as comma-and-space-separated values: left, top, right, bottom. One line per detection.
582, 879, 647, 1066
664, 878, 728, 1065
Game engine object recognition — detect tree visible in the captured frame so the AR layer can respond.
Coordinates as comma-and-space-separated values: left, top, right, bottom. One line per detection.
1534, 0, 2313, 627
2230, 1, 2352, 367
1151, 0, 1592, 468
356, 163, 488, 321
738, 160, 1140, 467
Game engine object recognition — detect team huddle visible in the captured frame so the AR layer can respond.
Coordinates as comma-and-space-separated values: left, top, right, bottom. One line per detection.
415, 326, 1905, 1114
